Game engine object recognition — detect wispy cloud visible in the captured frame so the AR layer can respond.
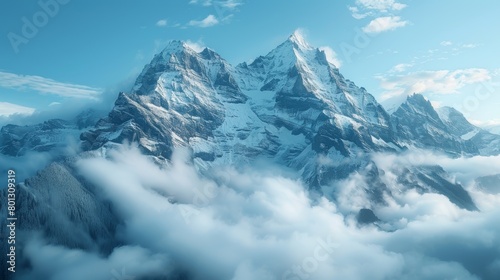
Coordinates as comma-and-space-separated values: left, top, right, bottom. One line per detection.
349, 0, 409, 34
440, 41, 479, 49
189, 0, 243, 9
188, 14, 219, 28
390, 63, 413, 73
0, 102, 35, 116
355, 0, 406, 12
0, 71, 102, 99
348, 6, 372, 19
156, 19, 167, 27
470, 118, 500, 128
185, 39, 206, 52
362, 16, 408, 34
189, 0, 213, 6
440, 41, 453, 46
389, 42, 480, 71
349, 0, 406, 19
188, 0, 243, 26
378, 68, 491, 100
319, 46, 342, 68
462, 43, 479, 49
219, 0, 243, 9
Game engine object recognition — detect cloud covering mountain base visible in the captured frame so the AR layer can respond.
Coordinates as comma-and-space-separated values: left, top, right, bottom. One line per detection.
13, 145, 500, 280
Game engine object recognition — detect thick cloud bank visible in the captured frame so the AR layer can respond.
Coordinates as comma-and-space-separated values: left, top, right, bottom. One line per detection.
17, 145, 500, 280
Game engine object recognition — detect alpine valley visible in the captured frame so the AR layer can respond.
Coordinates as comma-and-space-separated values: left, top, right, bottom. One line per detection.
2, 32, 500, 280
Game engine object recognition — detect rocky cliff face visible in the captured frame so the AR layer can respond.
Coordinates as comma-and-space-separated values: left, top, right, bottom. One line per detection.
0, 109, 100, 157
391, 94, 479, 156
437, 106, 500, 156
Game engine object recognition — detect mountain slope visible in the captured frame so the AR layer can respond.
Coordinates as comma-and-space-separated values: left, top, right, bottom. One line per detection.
237, 31, 395, 153
0, 110, 100, 157
391, 94, 479, 156
436, 106, 500, 155
81, 41, 233, 160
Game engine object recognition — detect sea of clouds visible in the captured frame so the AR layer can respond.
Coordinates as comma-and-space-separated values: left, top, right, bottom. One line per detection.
12, 145, 500, 280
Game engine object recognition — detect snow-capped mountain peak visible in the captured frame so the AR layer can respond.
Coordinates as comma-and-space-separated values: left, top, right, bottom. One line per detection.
160, 40, 190, 53
390, 93, 500, 156
436, 105, 500, 155
238, 32, 391, 131
288, 29, 314, 51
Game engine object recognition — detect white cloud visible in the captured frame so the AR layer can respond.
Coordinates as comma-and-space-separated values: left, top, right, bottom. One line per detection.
0, 71, 102, 99
373, 150, 500, 190
156, 19, 167, 27
462, 43, 479, 49
188, 14, 219, 28
349, 1, 409, 33
349, 0, 407, 19
470, 119, 500, 135
20, 239, 173, 280
378, 68, 491, 100
355, 0, 407, 12
0, 102, 35, 116
187, 0, 242, 26
189, 0, 243, 9
16, 145, 500, 279
319, 46, 342, 68
185, 40, 206, 52
220, 0, 243, 9
362, 16, 409, 34
348, 6, 372, 19
470, 119, 500, 127
390, 63, 413, 73
441, 41, 453, 46
189, 0, 213, 6
430, 100, 443, 108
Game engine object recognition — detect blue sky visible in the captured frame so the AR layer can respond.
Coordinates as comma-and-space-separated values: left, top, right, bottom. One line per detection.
1, 0, 499, 127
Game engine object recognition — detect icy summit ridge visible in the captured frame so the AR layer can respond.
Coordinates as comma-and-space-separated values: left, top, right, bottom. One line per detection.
288, 29, 314, 50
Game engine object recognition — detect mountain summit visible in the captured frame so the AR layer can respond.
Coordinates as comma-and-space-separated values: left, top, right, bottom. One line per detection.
82, 33, 396, 170
289, 30, 313, 49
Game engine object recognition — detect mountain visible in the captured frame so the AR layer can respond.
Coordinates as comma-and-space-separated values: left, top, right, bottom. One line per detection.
4, 33, 487, 209
391, 94, 478, 156
0, 109, 101, 157
484, 124, 500, 135
436, 106, 500, 156
82, 32, 395, 161
81, 41, 236, 161
475, 173, 500, 194
5, 33, 485, 207
76, 32, 431, 215
81, 32, 400, 190
389, 94, 500, 157
0, 159, 118, 251
0, 32, 489, 271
